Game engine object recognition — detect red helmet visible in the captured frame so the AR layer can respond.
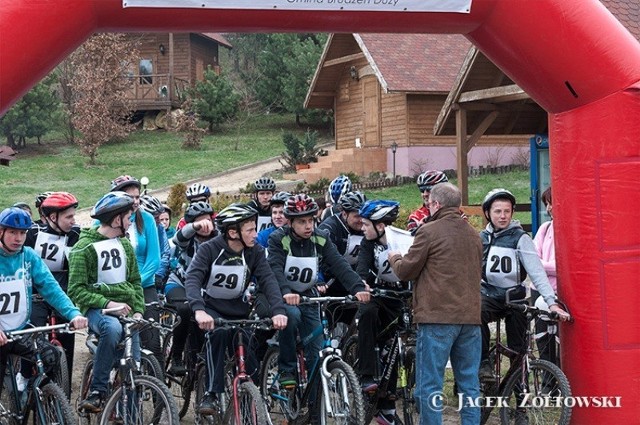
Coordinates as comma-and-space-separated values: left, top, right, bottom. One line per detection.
284, 194, 318, 218
41, 192, 79, 216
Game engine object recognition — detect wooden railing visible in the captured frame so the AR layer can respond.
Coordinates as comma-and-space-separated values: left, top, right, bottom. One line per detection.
124, 74, 190, 107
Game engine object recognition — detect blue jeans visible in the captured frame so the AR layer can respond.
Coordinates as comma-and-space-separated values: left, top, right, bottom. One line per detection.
278, 304, 323, 375
86, 308, 140, 394
415, 323, 481, 425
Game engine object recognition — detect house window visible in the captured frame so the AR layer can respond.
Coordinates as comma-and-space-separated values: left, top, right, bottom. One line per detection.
139, 59, 153, 84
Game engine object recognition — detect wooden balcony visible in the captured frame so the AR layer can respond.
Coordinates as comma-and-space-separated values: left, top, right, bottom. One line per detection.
125, 74, 189, 111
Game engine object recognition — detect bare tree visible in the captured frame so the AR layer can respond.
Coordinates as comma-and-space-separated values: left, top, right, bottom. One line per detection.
68, 34, 138, 165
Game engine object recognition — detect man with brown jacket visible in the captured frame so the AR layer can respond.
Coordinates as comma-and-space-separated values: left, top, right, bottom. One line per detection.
389, 182, 482, 425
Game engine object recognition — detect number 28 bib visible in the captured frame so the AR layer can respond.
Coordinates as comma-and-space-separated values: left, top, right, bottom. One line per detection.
93, 239, 127, 285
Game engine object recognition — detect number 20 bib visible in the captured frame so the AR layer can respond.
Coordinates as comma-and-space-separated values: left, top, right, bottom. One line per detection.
93, 239, 127, 284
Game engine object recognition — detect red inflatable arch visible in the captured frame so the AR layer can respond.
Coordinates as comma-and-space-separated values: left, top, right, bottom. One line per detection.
2, 0, 640, 422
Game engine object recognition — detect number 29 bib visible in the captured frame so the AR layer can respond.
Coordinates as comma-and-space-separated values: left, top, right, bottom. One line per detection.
93, 239, 127, 285
205, 263, 247, 300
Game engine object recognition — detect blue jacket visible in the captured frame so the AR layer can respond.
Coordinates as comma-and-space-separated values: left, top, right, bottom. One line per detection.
132, 210, 161, 289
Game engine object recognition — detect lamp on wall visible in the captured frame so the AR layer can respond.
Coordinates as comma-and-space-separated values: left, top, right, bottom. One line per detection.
391, 142, 398, 183
159, 44, 166, 55
350, 66, 359, 81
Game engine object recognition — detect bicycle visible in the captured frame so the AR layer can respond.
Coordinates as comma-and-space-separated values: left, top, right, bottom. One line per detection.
260, 296, 365, 425
480, 289, 572, 425
341, 288, 417, 425
0, 323, 77, 425
193, 317, 271, 425
77, 308, 179, 425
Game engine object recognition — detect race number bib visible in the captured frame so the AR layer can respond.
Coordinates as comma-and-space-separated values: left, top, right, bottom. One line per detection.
375, 247, 400, 284
284, 255, 318, 292
484, 246, 520, 288
343, 234, 363, 266
34, 231, 68, 272
93, 239, 127, 285
0, 277, 29, 332
205, 264, 246, 300
257, 216, 273, 233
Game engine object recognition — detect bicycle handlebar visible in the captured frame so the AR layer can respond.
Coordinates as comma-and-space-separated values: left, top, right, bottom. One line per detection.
212, 317, 273, 329
506, 302, 568, 322
6, 323, 74, 341
299, 295, 357, 304
371, 288, 413, 299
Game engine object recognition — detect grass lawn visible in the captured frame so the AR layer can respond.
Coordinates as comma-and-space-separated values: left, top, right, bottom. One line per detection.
0, 113, 330, 210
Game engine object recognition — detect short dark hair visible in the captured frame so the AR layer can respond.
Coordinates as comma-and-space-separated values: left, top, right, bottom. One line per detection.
541, 187, 552, 206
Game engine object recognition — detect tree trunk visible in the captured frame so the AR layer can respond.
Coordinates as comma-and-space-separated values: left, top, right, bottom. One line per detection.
296, 113, 301, 127
6, 133, 16, 149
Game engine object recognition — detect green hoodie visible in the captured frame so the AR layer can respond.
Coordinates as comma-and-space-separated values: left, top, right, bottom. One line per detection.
67, 226, 145, 315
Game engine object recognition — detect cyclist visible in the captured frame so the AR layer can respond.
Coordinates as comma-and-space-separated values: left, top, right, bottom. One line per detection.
255, 191, 291, 249
11, 202, 32, 217
33, 191, 53, 229
176, 183, 212, 231
320, 174, 352, 222
109, 175, 162, 369
159, 205, 176, 242
68, 191, 145, 412
23, 192, 81, 388
355, 199, 406, 424
267, 194, 370, 395
406, 170, 448, 234
140, 194, 171, 290
164, 201, 217, 376
184, 203, 287, 414
478, 189, 570, 380
0, 207, 87, 396
247, 177, 276, 232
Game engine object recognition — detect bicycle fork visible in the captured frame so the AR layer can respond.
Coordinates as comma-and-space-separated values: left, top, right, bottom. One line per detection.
318, 350, 347, 418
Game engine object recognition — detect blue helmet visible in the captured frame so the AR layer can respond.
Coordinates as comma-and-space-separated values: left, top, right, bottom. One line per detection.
91, 192, 135, 224
329, 175, 352, 204
359, 200, 400, 224
0, 207, 33, 230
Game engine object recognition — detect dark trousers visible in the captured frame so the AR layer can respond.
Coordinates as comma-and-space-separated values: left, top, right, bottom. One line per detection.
141, 286, 163, 369
21, 301, 74, 386
166, 286, 192, 362
2, 340, 34, 399
481, 295, 528, 361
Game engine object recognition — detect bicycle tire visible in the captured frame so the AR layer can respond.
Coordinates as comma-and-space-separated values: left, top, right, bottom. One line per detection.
163, 330, 192, 419
400, 346, 416, 425
51, 345, 70, 399
100, 374, 178, 425
499, 359, 571, 425
141, 351, 165, 382
1, 372, 19, 425
77, 359, 95, 425
35, 382, 77, 425
193, 364, 224, 425
319, 359, 365, 425
223, 381, 268, 425
341, 336, 359, 370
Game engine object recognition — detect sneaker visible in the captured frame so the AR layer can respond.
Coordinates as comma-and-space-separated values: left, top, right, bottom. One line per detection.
375, 411, 396, 425
279, 372, 297, 389
168, 358, 187, 376
514, 410, 529, 425
361, 376, 378, 392
197, 392, 217, 416
478, 360, 493, 380
79, 390, 104, 413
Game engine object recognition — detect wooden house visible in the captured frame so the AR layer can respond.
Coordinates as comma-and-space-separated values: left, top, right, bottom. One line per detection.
300, 33, 533, 184
123, 32, 232, 112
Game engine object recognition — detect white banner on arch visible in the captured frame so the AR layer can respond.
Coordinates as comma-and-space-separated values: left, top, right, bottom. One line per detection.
123, 0, 472, 13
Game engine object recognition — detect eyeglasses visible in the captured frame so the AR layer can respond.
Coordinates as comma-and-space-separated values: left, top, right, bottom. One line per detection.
427, 200, 438, 207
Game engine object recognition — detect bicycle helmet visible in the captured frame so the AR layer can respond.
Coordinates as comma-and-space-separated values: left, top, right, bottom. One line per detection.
359, 200, 400, 224
110, 175, 141, 192
328, 175, 352, 204
0, 207, 33, 230
482, 188, 516, 213
339, 191, 367, 212
215, 203, 259, 231
284, 194, 319, 218
12, 202, 31, 211
139, 195, 165, 216
254, 177, 276, 192
91, 191, 135, 224
416, 170, 448, 192
185, 183, 211, 201
40, 192, 79, 216
184, 201, 214, 223
35, 192, 54, 209
269, 191, 292, 206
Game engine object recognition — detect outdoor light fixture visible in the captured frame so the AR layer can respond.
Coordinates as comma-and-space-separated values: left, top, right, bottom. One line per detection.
159, 44, 166, 55
140, 176, 150, 194
350, 66, 359, 81
391, 142, 398, 182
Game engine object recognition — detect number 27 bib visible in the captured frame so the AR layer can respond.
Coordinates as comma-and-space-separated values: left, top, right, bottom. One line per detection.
0, 276, 29, 332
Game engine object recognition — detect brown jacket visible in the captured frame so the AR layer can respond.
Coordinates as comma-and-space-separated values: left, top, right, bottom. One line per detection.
389, 207, 482, 325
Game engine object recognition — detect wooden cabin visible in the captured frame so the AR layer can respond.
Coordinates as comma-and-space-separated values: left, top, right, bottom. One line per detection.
301, 33, 532, 183
123, 32, 232, 112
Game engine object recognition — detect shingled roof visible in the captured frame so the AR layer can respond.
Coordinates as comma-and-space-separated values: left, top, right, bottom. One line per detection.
601, 0, 640, 41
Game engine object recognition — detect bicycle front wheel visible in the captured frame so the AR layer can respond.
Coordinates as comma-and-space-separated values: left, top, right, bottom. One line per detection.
100, 375, 179, 425
35, 382, 77, 425
225, 381, 268, 425
319, 359, 365, 425
499, 359, 571, 425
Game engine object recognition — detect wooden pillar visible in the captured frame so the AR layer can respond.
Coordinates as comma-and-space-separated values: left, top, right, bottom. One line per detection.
168, 33, 174, 100
456, 108, 469, 205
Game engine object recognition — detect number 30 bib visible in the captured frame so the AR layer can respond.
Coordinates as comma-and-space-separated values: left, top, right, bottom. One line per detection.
93, 239, 127, 284
284, 255, 318, 293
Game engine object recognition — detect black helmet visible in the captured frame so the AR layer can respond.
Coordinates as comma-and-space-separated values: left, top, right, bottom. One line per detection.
185, 183, 211, 201
215, 203, 259, 231
139, 195, 164, 216
35, 192, 54, 209
185, 201, 214, 223
284, 194, 319, 218
110, 175, 141, 192
482, 188, 516, 213
339, 191, 367, 212
254, 177, 276, 192
416, 170, 448, 192
91, 192, 135, 224
270, 191, 292, 206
